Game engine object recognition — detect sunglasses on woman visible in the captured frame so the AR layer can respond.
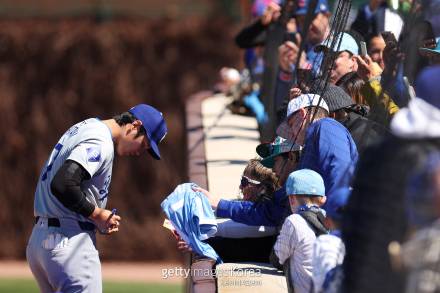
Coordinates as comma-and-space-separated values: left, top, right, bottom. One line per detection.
240, 175, 261, 188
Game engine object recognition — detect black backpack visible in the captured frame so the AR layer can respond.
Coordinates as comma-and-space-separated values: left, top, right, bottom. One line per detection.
298, 209, 329, 236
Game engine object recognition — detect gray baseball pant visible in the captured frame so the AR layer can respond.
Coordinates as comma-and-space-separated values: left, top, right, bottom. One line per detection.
26, 217, 102, 293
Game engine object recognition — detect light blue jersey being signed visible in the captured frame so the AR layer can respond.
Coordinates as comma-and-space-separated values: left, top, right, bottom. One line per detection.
161, 183, 221, 263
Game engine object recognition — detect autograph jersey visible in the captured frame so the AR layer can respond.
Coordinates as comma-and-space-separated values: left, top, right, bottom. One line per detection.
34, 118, 114, 222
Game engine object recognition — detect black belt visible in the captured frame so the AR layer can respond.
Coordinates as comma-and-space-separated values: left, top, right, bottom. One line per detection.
35, 216, 95, 231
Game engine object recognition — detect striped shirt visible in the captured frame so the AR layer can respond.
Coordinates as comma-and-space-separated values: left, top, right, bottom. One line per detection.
274, 214, 316, 293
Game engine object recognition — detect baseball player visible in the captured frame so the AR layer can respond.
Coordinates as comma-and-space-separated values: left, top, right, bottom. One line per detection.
26, 104, 167, 293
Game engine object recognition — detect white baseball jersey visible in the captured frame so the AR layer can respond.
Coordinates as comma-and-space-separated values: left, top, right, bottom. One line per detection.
34, 118, 114, 222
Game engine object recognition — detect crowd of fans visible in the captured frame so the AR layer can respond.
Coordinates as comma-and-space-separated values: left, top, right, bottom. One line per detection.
171, 0, 440, 292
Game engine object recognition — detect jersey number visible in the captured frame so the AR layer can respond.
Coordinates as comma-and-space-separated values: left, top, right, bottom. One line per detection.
42, 143, 63, 181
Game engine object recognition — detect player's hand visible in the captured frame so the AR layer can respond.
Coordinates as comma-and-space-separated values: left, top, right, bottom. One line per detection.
89, 207, 121, 235
192, 186, 221, 209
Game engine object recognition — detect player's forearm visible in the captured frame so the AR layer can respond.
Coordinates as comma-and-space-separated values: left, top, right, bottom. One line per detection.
50, 160, 95, 217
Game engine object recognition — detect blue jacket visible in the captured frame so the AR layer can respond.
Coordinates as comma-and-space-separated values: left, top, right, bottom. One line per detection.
161, 183, 221, 263
299, 118, 358, 203
216, 186, 290, 227
216, 119, 358, 226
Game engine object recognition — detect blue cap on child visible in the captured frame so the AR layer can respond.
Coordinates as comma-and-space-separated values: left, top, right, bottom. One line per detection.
286, 169, 325, 197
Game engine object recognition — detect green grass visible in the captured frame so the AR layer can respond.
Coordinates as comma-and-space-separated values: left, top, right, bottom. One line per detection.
0, 278, 183, 293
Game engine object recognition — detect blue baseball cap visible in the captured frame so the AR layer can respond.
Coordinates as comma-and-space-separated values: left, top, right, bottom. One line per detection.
326, 187, 351, 221
286, 169, 325, 196
295, 0, 329, 16
315, 32, 359, 55
129, 104, 167, 160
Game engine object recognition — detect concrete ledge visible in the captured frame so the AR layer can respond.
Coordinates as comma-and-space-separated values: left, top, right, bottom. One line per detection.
186, 90, 213, 188
185, 91, 214, 293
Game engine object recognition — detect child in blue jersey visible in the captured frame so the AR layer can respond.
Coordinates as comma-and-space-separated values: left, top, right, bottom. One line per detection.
177, 156, 291, 262
200, 137, 302, 227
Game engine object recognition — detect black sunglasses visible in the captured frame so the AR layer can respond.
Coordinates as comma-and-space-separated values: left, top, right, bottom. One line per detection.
240, 176, 261, 188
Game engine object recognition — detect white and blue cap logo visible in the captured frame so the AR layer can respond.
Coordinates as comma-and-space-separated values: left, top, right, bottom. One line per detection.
129, 104, 168, 160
